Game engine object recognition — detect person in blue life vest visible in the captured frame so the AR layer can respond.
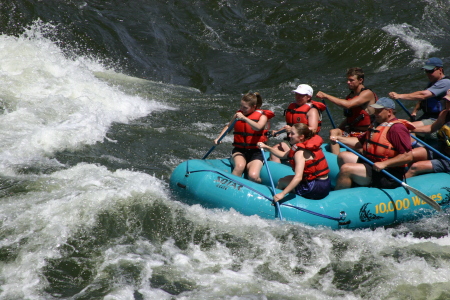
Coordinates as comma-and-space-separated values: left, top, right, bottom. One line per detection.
269, 84, 326, 163
258, 123, 331, 201
406, 94, 450, 178
389, 57, 450, 128
214, 92, 274, 183
316, 67, 377, 155
331, 97, 414, 190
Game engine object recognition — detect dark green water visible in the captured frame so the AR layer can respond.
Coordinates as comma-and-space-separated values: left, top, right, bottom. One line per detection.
0, 1, 450, 299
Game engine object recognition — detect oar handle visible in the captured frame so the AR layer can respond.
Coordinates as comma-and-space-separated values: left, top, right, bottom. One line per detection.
266, 129, 286, 138
261, 148, 283, 220
410, 135, 450, 161
202, 119, 238, 160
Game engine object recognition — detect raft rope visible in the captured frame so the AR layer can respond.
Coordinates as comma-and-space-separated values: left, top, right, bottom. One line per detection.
185, 162, 344, 222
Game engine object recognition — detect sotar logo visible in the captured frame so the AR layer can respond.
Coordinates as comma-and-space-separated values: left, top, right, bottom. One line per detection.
214, 176, 244, 191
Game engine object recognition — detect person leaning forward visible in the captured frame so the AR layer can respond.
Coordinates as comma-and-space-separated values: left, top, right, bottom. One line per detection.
389, 57, 450, 128
316, 67, 377, 155
331, 97, 415, 190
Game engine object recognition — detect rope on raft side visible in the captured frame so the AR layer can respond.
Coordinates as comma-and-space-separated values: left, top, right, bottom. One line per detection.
185, 166, 344, 222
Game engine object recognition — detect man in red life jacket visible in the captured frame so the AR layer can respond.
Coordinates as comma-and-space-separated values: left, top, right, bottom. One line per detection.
331, 97, 414, 189
316, 67, 377, 155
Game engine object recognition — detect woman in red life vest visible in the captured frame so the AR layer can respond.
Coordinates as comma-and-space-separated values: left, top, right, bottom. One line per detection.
214, 92, 274, 183
259, 123, 331, 201
270, 84, 326, 163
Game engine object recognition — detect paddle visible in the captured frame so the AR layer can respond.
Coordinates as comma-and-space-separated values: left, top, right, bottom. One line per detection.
336, 140, 441, 211
410, 134, 450, 162
202, 119, 237, 160
261, 148, 283, 220
321, 99, 336, 129
394, 99, 415, 121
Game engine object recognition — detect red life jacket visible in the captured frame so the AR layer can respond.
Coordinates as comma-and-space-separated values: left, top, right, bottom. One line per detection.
344, 88, 378, 129
233, 109, 275, 149
287, 135, 330, 181
362, 119, 415, 162
284, 101, 326, 133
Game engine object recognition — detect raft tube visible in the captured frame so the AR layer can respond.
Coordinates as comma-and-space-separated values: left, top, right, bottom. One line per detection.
169, 146, 450, 229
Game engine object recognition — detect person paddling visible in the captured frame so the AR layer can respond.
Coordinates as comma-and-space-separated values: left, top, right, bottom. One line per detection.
269, 84, 326, 163
259, 123, 331, 201
214, 92, 274, 183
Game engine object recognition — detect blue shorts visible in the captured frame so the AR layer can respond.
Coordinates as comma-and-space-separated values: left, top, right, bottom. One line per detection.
294, 177, 331, 200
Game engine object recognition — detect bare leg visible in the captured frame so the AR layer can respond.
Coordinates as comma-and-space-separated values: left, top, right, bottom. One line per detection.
337, 151, 359, 168
405, 160, 434, 178
329, 128, 343, 155
411, 120, 425, 128
246, 159, 263, 183
335, 163, 371, 190
411, 147, 427, 162
231, 152, 246, 177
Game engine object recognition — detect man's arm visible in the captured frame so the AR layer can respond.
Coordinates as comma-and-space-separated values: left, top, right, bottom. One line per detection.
374, 151, 414, 171
412, 109, 450, 133
389, 90, 433, 101
316, 90, 374, 109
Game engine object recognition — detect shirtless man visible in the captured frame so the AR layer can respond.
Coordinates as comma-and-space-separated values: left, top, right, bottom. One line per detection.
316, 67, 377, 154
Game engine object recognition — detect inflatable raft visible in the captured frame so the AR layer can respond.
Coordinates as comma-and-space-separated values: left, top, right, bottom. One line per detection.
169, 146, 450, 229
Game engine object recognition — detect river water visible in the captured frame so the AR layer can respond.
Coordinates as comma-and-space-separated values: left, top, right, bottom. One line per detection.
1, 1, 450, 299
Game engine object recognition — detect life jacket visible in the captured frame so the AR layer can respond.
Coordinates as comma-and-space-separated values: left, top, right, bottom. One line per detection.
287, 135, 329, 181
421, 76, 450, 114
284, 101, 326, 133
233, 109, 275, 149
343, 87, 378, 129
362, 119, 415, 163
260, 109, 275, 137
437, 120, 450, 154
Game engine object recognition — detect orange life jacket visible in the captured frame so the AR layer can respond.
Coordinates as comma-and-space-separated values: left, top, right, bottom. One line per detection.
284, 101, 326, 133
344, 88, 378, 129
362, 119, 415, 162
287, 135, 330, 181
233, 109, 275, 149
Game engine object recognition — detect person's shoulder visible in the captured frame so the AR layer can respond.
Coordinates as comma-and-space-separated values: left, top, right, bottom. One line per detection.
435, 77, 450, 86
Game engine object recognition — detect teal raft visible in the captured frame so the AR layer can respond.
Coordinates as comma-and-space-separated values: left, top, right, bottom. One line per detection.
169, 146, 450, 229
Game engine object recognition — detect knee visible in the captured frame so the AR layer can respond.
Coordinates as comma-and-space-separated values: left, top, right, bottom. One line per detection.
339, 163, 353, 175
234, 162, 246, 172
248, 172, 261, 183
407, 162, 421, 176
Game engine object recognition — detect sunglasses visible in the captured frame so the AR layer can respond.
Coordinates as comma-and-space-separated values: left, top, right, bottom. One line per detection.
425, 67, 439, 74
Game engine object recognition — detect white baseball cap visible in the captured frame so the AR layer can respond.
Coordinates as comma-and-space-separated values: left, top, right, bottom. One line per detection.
292, 84, 313, 96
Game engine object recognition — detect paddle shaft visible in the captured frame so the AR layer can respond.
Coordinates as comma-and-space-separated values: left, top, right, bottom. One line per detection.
410, 135, 450, 162
336, 140, 441, 211
270, 128, 286, 137
394, 99, 415, 121
202, 119, 237, 160
261, 148, 283, 220
321, 99, 337, 129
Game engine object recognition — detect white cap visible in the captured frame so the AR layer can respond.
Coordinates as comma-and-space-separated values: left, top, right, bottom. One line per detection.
292, 84, 313, 96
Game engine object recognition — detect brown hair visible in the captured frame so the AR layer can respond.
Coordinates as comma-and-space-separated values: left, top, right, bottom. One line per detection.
292, 123, 315, 140
346, 67, 365, 83
242, 92, 262, 108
